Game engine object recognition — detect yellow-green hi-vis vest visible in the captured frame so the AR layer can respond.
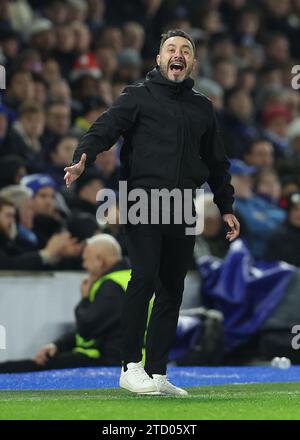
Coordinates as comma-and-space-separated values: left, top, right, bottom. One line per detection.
73, 269, 154, 365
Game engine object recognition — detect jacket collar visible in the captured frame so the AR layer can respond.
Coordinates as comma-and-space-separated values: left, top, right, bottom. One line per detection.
145, 66, 194, 97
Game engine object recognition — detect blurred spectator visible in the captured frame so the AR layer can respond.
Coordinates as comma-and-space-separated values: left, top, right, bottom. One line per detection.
0, 195, 80, 270
94, 46, 118, 81
5, 101, 45, 170
194, 77, 224, 111
265, 32, 290, 64
69, 168, 104, 216
254, 169, 282, 205
117, 48, 143, 83
42, 100, 71, 152
211, 58, 238, 91
219, 87, 260, 158
264, 191, 300, 266
288, 117, 300, 162
71, 20, 91, 54
230, 159, 286, 259
0, 234, 130, 372
72, 96, 108, 138
261, 104, 292, 157
25, 18, 56, 58
243, 139, 275, 170
0, 155, 27, 189
48, 79, 72, 105
21, 173, 65, 247
123, 21, 145, 52
4, 70, 35, 110
194, 193, 230, 262
46, 135, 78, 187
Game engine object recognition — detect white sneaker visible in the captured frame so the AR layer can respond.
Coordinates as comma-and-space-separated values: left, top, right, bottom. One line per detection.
119, 362, 160, 394
152, 374, 188, 396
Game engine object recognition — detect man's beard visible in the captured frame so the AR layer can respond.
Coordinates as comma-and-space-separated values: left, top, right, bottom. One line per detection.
159, 61, 192, 83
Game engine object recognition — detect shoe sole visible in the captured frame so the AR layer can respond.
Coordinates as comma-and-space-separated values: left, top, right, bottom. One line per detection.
119, 378, 158, 394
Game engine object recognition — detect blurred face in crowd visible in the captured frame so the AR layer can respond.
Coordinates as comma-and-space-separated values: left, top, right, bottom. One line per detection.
32, 187, 55, 216
0, 113, 8, 138
8, 72, 34, 101
123, 22, 145, 52
95, 47, 118, 79
255, 170, 281, 201
51, 136, 77, 167
1, 37, 19, 58
42, 59, 61, 83
72, 22, 91, 53
30, 29, 56, 52
79, 179, 104, 205
56, 25, 75, 52
227, 90, 253, 121
267, 35, 290, 63
213, 60, 237, 90
0, 204, 16, 239
20, 111, 45, 138
19, 197, 34, 230
100, 27, 123, 53
33, 80, 47, 106
289, 203, 300, 228
238, 11, 260, 36
265, 0, 291, 17
46, 103, 71, 135
49, 80, 71, 104
157, 36, 195, 83
265, 115, 289, 138
244, 140, 274, 169
231, 174, 253, 198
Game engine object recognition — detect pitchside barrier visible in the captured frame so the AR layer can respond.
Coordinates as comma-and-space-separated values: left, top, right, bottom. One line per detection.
0, 271, 201, 362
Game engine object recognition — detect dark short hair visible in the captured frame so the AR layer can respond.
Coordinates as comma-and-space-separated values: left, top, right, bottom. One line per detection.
160, 29, 195, 53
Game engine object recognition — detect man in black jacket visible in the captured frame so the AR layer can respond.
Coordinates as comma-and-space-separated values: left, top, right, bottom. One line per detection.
0, 234, 130, 373
64, 30, 240, 395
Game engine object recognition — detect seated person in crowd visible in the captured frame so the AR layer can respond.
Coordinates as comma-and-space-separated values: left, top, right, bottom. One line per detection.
45, 135, 78, 188
253, 169, 282, 205
264, 191, 300, 266
0, 234, 131, 372
243, 138, 275, 171
230, 159, 286, 260
194, 193, 230, 262
0, 155, 27, 189
21, 173, 67, 247
67, 168, 104, 216
0, 196, 80, 270
9, 101, 45, 172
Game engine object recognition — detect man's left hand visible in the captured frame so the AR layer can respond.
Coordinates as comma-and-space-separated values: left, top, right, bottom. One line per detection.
222, 214, 240, 242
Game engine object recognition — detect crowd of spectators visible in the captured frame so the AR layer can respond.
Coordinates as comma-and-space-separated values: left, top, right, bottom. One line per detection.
1, 0, 300, 273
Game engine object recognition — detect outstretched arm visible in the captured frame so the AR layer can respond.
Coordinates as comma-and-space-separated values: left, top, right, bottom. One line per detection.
64, 86, 139, 187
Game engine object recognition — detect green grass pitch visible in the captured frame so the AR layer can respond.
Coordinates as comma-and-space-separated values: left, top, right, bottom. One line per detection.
0, 382, 299, 420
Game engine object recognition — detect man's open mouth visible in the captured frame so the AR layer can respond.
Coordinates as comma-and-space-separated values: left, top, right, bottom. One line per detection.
169, 62, 185, 73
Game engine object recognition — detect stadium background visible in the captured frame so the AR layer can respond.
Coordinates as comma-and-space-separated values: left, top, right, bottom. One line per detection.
1, 0, 300, 373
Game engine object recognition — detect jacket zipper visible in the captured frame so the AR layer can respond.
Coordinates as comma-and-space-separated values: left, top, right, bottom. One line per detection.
174, 99, 185, 187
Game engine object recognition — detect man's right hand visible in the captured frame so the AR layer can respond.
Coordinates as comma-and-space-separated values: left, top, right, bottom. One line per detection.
34, 343, 57, 366
64, 153, 87, 188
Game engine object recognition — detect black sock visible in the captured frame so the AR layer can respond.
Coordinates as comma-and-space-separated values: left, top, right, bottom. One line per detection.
122, 361, 128, 372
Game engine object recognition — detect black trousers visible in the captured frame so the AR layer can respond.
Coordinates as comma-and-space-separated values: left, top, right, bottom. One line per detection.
120, 217, 195, 375
0, 352, 121, 373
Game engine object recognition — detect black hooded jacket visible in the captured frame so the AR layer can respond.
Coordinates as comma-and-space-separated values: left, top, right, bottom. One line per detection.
72, 68, 234, 215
